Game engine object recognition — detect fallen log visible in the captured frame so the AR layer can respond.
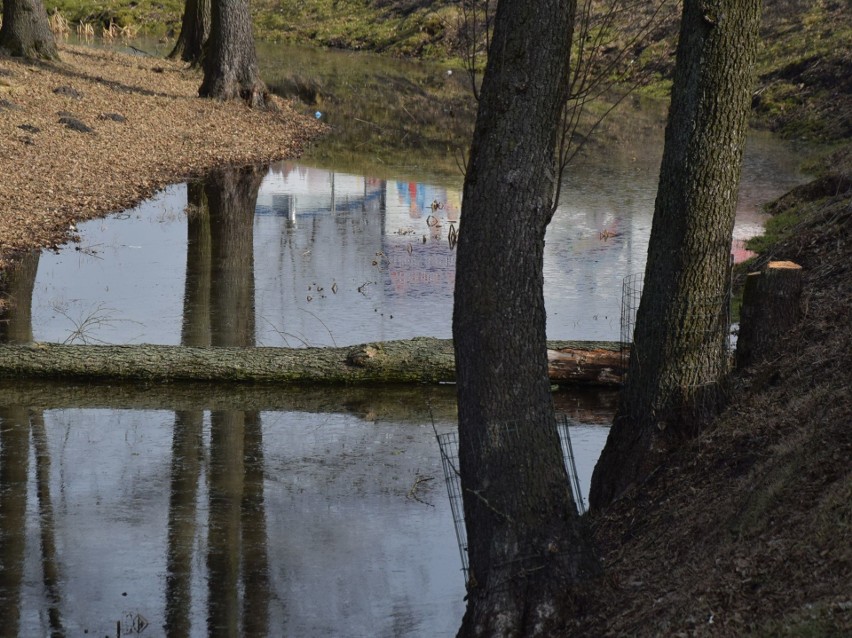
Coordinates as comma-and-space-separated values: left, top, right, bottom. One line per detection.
0, 337, 624, 386
547, 346, 625, 386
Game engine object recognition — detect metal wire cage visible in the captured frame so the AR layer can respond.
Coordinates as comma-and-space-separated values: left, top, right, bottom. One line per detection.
435, 414, 586, 581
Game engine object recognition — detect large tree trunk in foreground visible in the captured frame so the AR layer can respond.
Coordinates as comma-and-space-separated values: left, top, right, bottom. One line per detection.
0, 339, 620, 385
0, 0, 57, 60
169, 0, 210, 64
590, 0, 762, 510
199, 0, 269, 108
452, 1, 601, 636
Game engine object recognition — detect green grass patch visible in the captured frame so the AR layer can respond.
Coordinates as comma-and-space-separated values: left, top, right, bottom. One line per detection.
745, 206, 806, 255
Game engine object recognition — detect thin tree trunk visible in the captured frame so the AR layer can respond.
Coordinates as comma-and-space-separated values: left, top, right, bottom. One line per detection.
452, 0, 601, 635
590, 0, 763, 509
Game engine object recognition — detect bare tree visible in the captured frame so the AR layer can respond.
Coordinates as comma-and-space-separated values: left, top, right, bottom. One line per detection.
590, 0, 763, 509
0, 0, 58, 60
452, 0, 602, 635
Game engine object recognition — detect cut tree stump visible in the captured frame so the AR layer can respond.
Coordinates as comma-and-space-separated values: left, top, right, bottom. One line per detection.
736, 260, 803, 369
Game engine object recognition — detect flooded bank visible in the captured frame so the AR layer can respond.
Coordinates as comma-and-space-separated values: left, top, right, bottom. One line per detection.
0, 41, 814, 637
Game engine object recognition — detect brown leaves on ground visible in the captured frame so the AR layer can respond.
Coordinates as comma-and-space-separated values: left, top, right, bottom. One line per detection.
0, 43, 325, 268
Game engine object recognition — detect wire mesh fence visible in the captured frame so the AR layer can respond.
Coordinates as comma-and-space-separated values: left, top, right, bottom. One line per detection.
620, 272, 644, 377
435, 414, 586, 582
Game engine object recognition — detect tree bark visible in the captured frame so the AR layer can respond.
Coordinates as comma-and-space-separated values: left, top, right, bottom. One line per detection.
0, 338, 620, 385
169, 0, 211, 64
199, 0, 270, 108
452, 0, 601, 635
0, 0, 58, 60
736, 260, 803, 369
590, 0, 762, 510
0, 250, 38, 344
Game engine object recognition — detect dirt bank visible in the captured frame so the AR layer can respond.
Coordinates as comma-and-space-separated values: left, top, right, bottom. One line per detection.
0, 43, 324, 269
573, 152, 851, 636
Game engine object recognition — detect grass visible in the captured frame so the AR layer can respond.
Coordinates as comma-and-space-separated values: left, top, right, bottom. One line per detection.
44, 0, 184, 36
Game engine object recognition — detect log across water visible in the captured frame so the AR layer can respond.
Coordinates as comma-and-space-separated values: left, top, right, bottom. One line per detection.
0, 337, 624, 386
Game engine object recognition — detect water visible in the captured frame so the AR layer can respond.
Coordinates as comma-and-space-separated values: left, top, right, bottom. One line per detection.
27, 138, 804, 347
1, 42, 811, 636
0, 383, 613, 637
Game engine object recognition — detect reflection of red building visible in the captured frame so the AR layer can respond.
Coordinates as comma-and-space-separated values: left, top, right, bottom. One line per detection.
731, 238, 756, 264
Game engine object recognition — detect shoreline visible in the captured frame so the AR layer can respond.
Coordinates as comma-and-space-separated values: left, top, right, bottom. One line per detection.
0, 43, 324, 269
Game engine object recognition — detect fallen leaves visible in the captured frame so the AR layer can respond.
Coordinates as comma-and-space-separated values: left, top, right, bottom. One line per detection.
0, 42, 325, 269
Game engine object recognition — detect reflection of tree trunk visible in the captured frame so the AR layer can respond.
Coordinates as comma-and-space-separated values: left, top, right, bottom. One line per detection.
206, 166, 262, 348
166, 182, 212, 636
205, 165, 264, 635
183, 181, 213, 348
30, 410, 64, 638
241, 411, 269, 638
0, 407, 29, 637
0, 250, 39, 344
207, 410, 245, 637
165, 410, 204, 638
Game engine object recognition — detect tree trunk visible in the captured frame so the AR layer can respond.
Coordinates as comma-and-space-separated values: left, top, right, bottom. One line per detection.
736, 260, 803, 369
0, 338, 619, 385
590, 0, 762, 510
0, 0, 58, 60
199, 0, 270, 108
0, 250, 38, 344
452, 1, 601, 635
169, 0, 210, 64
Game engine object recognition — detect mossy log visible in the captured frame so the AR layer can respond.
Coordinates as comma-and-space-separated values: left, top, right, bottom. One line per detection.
0, 338, 623, 386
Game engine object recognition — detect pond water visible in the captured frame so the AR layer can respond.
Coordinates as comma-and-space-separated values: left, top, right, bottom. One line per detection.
1, 42, 812, 637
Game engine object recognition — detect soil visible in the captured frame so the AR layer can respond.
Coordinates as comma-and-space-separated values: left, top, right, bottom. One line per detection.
0, 43, 324, 269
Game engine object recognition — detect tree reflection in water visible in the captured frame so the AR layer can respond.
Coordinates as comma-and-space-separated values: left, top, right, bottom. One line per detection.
0, 251, 64, 638
165, 166, 271, 636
